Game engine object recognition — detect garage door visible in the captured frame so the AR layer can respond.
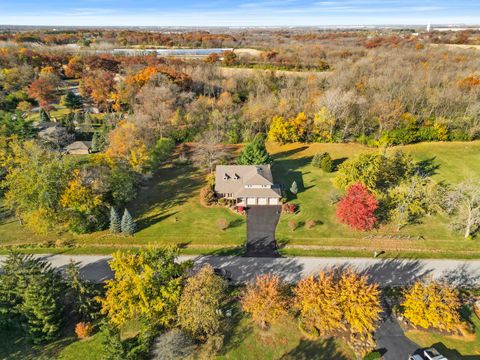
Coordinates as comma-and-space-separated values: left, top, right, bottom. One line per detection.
258, 197, 268, 205
247, 197, 256, 205
269, 198, 279, 205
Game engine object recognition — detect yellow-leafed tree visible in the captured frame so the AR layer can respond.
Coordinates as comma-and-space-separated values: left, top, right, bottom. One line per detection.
294, 271, 343, 337
99, 247, 185, 328
402, 280, 462, 333
338, 270, 381, 341
241, 274, 289, 329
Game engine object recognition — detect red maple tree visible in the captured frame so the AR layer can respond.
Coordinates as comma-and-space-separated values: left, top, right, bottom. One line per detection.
336, 182, 378, 231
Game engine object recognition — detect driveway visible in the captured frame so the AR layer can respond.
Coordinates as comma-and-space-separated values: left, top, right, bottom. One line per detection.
245, 205, 281, 257
375, 300, 419, 360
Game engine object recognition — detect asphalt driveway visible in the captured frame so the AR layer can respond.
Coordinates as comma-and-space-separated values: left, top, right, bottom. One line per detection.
375, 301, 419, 360
245, 205, 281, 257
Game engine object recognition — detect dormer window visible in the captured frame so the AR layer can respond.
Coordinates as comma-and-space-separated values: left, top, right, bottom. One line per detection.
233, 173, 240, 180
223, 173, 230, 180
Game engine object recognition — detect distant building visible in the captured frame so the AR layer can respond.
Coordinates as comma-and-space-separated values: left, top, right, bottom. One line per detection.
214, 165, 281, 206
65, 141, 92, 155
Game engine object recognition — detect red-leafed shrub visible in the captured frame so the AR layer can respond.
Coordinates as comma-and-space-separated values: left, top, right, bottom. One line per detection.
282, 203, 297, 214
75, 322, 93, 339
237, 206, 245, 214
336, 183, 378, 231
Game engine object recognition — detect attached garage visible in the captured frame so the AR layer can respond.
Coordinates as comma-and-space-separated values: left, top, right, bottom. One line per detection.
258, 197, 268, 205
247, 197, 257, 205
268, 198, 279, 205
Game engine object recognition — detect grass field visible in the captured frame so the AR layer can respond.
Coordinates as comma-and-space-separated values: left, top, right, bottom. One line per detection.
1, 141, 480, 258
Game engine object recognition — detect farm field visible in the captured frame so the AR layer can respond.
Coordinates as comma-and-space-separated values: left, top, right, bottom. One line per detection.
1, 141, 480, 258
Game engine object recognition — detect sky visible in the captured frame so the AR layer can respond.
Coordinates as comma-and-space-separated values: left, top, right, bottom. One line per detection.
1, 0, 480, 27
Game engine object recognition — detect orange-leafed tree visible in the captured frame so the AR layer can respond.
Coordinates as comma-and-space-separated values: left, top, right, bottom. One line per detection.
81, 69, 115, 110
241, 274, 289, 329
105, 121, 148, 171
27, 74, 60, 111
402, 280, 462, 333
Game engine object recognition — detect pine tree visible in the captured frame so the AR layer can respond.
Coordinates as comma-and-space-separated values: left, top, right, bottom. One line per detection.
101, 324, 125, 360
21, 272, 64, 343
110, 207, 121, 234
121, 208, 136, 235
290, 181, 298, 195
237, 134, 272, 165
39, 108, 50, 123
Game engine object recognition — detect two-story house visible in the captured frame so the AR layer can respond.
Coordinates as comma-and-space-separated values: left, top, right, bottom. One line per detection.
214, 164, 281, 206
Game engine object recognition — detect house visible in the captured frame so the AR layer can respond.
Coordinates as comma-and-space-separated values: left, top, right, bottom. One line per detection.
215, 165, 281, 206
65, 141, 92, 155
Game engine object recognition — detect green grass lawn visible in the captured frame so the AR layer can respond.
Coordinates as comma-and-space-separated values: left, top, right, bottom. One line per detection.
405, 308, 480, 359
218, 314, 355, 360
41, 314, 355, 360
1, 141, 480, 258
270, 141, 480, 258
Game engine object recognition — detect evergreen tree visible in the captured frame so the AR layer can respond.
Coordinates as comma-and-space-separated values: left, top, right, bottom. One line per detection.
63, 91, 83, 111
290, 181, 298, 195
101, 324, 125, 360
110, 207, 121, 234
39, 108, 50, 122
65, 261, 100, 322
321, 154, 334, 173
237, 134, 272, 165
21, 270, 64, 343
121, 208, 136, 235
91, 131, 107, 152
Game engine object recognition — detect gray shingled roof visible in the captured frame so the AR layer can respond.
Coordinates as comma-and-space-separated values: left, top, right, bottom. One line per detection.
214, 165, 280, 198
65, 141, 92, 151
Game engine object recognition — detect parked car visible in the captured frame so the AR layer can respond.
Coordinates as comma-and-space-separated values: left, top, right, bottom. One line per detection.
213, 267, 233, 282
424, 348, 448, 360
408, 355, 423, 360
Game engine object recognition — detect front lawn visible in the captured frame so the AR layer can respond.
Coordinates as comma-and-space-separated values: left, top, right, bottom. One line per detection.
1, 141, 480, 258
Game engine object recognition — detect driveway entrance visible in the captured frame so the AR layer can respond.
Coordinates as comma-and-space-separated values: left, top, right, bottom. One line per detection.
245, 205, 281, 257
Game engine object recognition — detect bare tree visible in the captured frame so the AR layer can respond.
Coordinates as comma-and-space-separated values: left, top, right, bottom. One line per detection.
446, 180, 480, 238
192, 131, 228, 173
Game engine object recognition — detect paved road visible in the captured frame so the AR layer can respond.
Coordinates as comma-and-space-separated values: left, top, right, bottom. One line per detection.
245, 205, 281, 257
3, 255, 480, 286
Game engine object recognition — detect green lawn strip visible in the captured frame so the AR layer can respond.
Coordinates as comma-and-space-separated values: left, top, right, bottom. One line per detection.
404, 308, 480, 358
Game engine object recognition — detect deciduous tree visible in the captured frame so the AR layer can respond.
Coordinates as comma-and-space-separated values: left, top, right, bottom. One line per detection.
294, 271, 342, 337
177, 265, 227, 338
336, 183, 378, 231
241, 274, 288, 329
402, 280, 462, 333
99, 247, 185, 327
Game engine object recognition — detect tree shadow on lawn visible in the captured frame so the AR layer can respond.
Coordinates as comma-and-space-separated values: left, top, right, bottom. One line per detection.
429, 342, 480, 360
0, 325, 76, 360
280, 338, 349, 360
417, 157, 440, 177
332, 157, 348, 171
130, 164, 204, 229
272, 146, 310, 161
272, 156, 314, 198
